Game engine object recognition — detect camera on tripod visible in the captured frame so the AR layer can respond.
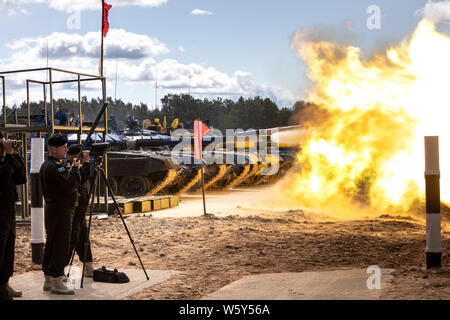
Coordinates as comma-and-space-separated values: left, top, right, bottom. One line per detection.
90, 142, 111, 158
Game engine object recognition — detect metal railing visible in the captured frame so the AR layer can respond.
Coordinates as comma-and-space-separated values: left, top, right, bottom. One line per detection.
0, 67, 109, 219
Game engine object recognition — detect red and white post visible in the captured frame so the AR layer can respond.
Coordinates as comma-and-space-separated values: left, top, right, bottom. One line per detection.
424, 136, 442, 269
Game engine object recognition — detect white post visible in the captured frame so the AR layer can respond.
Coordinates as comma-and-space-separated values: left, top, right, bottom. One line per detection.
30, 138, 45, 266
424, 136, 441, 269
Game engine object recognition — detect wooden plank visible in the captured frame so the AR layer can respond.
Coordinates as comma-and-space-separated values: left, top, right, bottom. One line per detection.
53, 125, 105, 132
4, 124, 26, 127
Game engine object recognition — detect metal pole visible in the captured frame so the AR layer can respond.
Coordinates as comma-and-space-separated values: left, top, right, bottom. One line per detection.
22, 133, 31, 218
2, 76, 6, 126
102, 77, 108, 215
26, 80, 30, 127
78, 75, 82, 144
114, 55, 118, 101
100, 0, 104, 77
43, 84, 48, 127
424, 136, 442, 269
49, 69, 54, 134
21, 133, 29, 218
198, 122, 207, 215
200, 164, 207, 215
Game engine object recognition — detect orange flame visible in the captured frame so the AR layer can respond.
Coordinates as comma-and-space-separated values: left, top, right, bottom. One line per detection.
282, 20, 450, 214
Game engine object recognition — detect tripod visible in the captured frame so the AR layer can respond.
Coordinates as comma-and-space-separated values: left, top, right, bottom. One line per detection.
67, 154, 150, 288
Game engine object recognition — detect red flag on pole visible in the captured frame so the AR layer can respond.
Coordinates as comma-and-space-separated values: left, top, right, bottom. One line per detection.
194, 118, 210, 216
102, 0, 112, 37
194, 118, 210, 160
100, 0, 111, 76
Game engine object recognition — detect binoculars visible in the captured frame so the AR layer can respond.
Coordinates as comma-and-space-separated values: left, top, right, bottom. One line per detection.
2, 140, 22, 148
11, 140, 22, 148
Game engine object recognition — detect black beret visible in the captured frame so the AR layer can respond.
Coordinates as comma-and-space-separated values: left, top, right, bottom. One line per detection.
67, 144, 82, 156
48, 133, 68, 147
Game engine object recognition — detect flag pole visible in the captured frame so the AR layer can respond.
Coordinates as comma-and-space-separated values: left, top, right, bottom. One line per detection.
198, 121, 207, 215
100, 0, 104, 77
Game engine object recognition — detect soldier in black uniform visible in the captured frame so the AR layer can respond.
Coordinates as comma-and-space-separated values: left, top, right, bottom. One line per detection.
65, 144, 95, 277
0, 133, 26, 300
40, 134, 80, 295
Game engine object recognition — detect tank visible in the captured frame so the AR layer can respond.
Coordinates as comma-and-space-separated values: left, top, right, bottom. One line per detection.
67, 125, 300, 198
67, 132, 183, 197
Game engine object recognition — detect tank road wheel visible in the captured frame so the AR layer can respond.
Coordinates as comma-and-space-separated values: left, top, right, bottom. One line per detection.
100, 176, 119, 196
119, 176, 149, 198
108, 176, 119, 196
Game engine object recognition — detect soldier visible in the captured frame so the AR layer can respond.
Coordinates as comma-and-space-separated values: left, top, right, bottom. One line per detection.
54, 106, 68, 126
40, 134, 80, 295
65, 144, 95, 277
0, 133, 26, 300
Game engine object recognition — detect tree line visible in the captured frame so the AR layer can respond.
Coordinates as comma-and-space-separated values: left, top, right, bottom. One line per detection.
1, 94, 316, 131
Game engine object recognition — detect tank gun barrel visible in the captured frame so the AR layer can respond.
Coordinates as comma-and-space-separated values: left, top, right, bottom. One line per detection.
126, 137, 178, 150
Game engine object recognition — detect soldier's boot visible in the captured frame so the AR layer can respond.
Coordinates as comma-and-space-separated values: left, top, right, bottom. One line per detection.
50, 276, 75, 295
43, 275, 52, 292
6, 282, 22, 297
0, 285, 13, 300
84, 262, 94, 278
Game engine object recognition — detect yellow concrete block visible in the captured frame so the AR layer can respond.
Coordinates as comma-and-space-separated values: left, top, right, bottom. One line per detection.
133, 200, 151, 213
119, 201, 134, 214
159, 197, 170, 209
169, 196, 179, 207
151, 198, 162, 211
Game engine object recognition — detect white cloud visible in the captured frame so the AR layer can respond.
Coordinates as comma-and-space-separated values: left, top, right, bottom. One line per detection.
19, 7, 29, 15
1, 30, 295, 107
6, 29, 169, 60
415, 0, 450, 23
2, 5, 30, 15
178, 46, 185, 53
0, 0, 167, 12
190, 8, 213, 16
139, 60, 295, 106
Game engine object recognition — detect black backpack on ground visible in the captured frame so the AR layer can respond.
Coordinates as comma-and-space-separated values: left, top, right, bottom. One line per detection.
93, 266, 130, 283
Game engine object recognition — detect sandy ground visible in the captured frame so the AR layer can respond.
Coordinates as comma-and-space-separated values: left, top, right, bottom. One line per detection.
13, 185, 450, 300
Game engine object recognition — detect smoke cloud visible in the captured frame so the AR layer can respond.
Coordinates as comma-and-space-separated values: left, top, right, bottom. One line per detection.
416, 0, 450, 23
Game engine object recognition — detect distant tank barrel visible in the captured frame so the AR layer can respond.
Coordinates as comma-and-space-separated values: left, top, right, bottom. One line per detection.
126, 138, 178, 150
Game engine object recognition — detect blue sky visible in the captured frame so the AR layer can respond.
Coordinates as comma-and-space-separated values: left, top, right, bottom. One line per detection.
0, 0, 441, 109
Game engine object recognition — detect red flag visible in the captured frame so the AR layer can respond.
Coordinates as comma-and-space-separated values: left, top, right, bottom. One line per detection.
194, 119, 210, 160
102, 1, 112, 37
